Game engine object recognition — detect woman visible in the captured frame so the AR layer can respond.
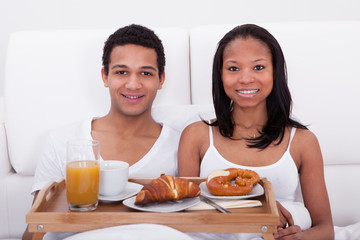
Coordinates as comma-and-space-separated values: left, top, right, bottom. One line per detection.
178, 24, 334, 239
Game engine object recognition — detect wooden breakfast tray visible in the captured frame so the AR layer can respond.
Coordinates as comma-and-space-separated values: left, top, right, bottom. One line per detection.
26, 177, 279, 240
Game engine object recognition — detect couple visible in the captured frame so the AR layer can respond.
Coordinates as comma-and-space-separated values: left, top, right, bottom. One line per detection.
25, 24, 334, 240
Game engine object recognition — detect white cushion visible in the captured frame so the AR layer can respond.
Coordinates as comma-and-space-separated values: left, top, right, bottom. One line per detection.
152, 104, 215, 132
190, 24, 235, 105
335, 222, 360, 240
2, 174, 34, 238
4, 28, 190, 175
0, 96, 4, 123
325, 164, 360, 226
0, 100, 10, 178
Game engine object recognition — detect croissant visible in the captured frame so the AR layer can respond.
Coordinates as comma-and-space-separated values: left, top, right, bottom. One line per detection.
135, 174, 201, 205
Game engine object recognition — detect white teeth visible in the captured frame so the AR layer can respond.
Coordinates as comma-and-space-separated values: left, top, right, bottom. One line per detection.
125, 95, 141, 99
237, 89, 258, 94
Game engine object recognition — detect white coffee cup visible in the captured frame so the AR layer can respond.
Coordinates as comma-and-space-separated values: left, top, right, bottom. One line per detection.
99, 160, 129, 196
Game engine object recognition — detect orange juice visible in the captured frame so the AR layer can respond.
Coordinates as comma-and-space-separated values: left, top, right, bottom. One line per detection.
66, 160, 99, 205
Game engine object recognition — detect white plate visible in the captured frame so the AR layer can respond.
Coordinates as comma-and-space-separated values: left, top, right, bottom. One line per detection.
123, 196, 200, 212
99, 182, 143, 201
200, 182, 264, 200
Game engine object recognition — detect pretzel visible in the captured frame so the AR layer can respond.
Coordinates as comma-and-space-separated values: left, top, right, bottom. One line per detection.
206, 168, 259, 196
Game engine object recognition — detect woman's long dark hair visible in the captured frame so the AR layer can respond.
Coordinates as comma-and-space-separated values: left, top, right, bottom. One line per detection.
210, 24, 307, 149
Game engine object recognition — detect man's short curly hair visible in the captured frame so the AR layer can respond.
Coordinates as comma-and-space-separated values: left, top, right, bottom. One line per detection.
102, 24, 165, 78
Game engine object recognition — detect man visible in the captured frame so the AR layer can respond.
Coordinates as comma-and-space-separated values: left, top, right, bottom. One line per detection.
23, 24, 181, 240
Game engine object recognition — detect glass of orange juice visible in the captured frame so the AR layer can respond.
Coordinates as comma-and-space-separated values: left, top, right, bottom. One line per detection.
66, 139, 100, 211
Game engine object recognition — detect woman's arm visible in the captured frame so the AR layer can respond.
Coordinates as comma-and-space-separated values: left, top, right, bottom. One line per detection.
177, 121, 209, 177
278, 129, 334, 239
300, 130, 334, 239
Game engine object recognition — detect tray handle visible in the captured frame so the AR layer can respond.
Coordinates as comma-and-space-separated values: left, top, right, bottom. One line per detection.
261, 178, 279, 219
29, 179, 65, 213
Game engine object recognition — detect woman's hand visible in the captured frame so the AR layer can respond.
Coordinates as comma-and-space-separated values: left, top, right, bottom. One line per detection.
275, 201, 304, 239
276, 201, 294, 228
274, 225, 303, 240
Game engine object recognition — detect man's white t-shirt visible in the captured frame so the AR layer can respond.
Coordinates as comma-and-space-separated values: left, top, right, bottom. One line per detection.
32, 118, 180, 194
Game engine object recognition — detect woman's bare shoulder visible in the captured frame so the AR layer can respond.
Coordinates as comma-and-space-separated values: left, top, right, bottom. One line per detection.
294, 128, 319, 145
180, 120, 212, 143
183, 120, 212, 133
292, 127, 322, 166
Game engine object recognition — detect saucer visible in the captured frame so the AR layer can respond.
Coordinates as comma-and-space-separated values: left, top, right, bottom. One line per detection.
99, 182, 143, 201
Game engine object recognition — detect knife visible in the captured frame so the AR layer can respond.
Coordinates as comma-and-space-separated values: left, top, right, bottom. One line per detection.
200, 195, 231, 213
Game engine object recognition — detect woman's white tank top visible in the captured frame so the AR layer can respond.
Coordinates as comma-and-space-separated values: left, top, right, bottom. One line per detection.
200, 127, 300, 202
